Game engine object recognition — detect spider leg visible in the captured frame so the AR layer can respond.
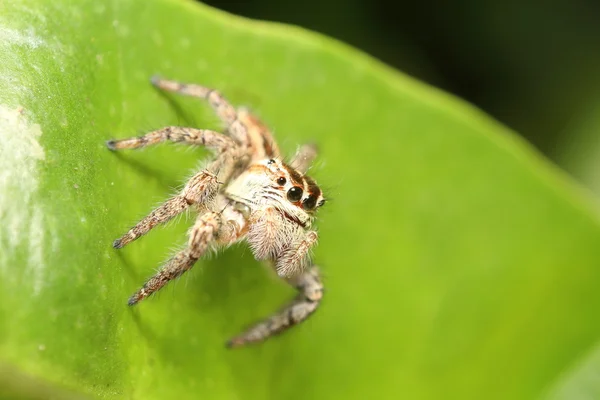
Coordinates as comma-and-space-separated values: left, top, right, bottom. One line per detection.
112, 153, 236, 249
106, 126, 235, 151
128, 211, 221, 305
227, 231, 319, 347
237, 107, 281, 160
151, 76, 249, 146
227, 266, 323, 348
289, 143, 318, 175
109, 128, 239, 249
276, 230, 318, 277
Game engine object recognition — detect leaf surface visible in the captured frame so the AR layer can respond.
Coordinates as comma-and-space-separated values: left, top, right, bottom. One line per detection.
1, 1, 600, 399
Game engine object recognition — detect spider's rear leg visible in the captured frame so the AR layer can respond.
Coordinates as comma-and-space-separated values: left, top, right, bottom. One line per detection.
108, 127, 238, 249
112, 161, 227, 249
106, 126, 234, 151
128, 211, 222, 305
227, 267, 323, 348
151, 76, 249, 146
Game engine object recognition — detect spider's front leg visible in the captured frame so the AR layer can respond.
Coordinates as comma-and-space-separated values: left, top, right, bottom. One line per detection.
107, 127, 238, 249
128, 211, 223, 305
227, 231, 322, 347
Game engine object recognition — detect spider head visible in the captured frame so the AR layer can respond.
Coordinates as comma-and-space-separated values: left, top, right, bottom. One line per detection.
266, 158, 325, 213
226, 158, 325, 224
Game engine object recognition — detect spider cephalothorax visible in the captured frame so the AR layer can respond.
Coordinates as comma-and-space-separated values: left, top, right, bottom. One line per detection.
226, 158, 324, 225
107, 77, 325, 347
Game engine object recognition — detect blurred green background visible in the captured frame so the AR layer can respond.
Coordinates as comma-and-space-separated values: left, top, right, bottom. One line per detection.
202, 0, 600, 194
3, 0, 600, 399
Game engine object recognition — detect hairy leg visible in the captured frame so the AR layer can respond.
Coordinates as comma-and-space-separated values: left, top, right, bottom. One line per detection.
128, 212, 221, 305
276, 230, 318, 277
151, 76, 249, 146
227, 267, 323, 348
106, 126, 235, 152
108, 127, 238, 249
237, 107, 281, 160
228, 231, 320, 348
112, 167, 221, 248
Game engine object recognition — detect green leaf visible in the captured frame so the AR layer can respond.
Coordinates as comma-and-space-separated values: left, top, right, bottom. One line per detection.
2, 0, 600, 399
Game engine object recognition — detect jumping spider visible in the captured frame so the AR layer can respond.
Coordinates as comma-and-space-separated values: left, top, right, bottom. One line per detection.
107, 77, 325, 347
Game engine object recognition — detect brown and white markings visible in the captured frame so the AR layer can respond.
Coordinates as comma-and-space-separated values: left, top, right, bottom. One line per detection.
107, 77, 326, 347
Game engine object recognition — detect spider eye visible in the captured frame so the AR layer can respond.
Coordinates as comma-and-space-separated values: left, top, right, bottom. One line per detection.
277, 177, 287, 185
287, 186, 303, 201
267, 159, 276, 165
302, 195, 318, 210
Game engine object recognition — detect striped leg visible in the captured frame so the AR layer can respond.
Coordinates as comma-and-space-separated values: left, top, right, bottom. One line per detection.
128, 212, 221, 305
275, 231, 318, 278
108, 128, 237, 249
227, 267, 323, 348
151, 76, 249, 146
113, 173, 210, 249
106, 126, 235, 151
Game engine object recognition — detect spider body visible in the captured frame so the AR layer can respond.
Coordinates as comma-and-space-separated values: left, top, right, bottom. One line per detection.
107, 77, 325, 347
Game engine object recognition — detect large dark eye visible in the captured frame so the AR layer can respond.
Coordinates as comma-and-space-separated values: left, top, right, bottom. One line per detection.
277, 177, 287, 185
302, 195, 317, 210
287, 186, 303, 201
